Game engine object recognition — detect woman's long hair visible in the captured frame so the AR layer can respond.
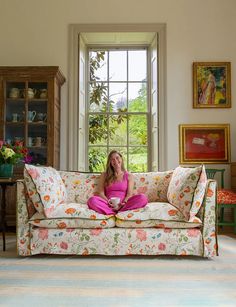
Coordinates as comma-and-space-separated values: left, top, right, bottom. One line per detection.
104, 150, 125, 186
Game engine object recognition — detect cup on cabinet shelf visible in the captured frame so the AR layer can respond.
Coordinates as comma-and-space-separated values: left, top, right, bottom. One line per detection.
23, 88, 37, 99
39, 89, 47, 99
35, 137, 41, 147
12, 113, 19, 122
28, 137, 35, 147
37, 113, 47, 122
9, 88, 20, 98
28, 110, 36, 122
35, 137, 46, 147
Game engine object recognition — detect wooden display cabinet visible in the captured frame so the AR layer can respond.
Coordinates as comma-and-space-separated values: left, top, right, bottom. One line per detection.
0, 66, 65, 226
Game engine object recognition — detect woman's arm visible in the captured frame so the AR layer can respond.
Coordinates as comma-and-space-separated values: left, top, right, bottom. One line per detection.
95, 172, 108, 201
123, 172, 134, 203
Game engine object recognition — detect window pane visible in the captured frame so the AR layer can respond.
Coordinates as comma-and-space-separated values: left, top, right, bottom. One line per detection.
108, 147, 127, 170
89, 51, 107, 81
109, 83, 127, 112
129, 115, 147, 145
109, 115, 127, 146
128, 83, 147, 112
129, 147, 147, 172
89, 82, 108, 112
109, 51, 127, 81
89, 115, 108, 145
88, 147, 107, 172
128, 50, 147, 81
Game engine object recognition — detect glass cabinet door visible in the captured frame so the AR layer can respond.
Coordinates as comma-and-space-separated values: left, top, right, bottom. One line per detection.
5, 81, 48, 165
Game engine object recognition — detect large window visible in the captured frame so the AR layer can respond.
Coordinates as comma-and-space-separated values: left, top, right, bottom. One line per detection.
68, 25, 166, 172
88, 48, 149, 172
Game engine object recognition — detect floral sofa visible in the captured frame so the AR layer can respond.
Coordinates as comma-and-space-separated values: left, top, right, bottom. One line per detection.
16, 164, 218, 257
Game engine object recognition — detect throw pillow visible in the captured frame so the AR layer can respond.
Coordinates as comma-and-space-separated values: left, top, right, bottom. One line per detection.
189, 165, 207, 220
167, 165, 203, 220
24, 165, 67, 217
24, 167, 45, 215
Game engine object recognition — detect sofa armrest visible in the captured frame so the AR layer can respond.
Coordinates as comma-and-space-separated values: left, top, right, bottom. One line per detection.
201, 179, 218, 257
16, 180, 31, 256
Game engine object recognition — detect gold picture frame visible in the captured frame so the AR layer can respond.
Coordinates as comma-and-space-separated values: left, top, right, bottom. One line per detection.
179, 124, 230, 164
193, 62, 231, 108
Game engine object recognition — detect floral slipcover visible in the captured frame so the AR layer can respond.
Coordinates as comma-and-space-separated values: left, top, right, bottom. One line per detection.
16, 169, 218, 257
25, 165, 67, 217
167, 165, 206, 221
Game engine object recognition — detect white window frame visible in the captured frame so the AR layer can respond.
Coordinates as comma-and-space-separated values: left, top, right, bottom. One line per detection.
87, 46, 149, 172
68, 24, 167, 171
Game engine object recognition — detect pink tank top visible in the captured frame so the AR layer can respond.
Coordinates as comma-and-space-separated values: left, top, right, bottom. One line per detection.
105, 171, 128, 201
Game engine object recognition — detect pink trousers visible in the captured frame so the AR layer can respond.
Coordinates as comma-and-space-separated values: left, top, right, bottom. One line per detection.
87, 194, 148, 215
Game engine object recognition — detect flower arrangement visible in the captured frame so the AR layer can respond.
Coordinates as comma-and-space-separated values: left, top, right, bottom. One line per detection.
0, 140, 32, 165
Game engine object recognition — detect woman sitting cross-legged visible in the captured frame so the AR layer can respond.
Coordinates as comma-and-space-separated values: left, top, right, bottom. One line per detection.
87, 150, 148, 215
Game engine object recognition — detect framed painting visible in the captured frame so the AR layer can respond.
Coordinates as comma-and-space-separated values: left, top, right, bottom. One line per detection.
193, 62, 231, 108
179, 124, 230, 164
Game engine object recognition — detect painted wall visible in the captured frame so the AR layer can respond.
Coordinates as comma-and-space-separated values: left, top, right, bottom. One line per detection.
0, 0, 235, 185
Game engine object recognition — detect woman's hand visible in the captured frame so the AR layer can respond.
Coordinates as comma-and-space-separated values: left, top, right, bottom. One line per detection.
120, 199, 127, 207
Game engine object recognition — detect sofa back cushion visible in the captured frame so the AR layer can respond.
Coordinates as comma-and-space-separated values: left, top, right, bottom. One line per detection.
133, 170, 173, 202
59, 171, 100, 203
59, 170, 173, 203
24, 165, 67, 217
167, 165, 206, 220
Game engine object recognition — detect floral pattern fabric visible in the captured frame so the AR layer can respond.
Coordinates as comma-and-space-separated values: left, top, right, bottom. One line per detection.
16, 170, 218, 257
25, 165, 67, 218
24, 168, 45, 215
189, 165, 208, 220
217, 189, 236, 204
59, 171, 100, 203
17, 180, 31, 256
30, 227, 203, 256
167, 165, 203, 221
202, 180, 218, 257
132, 171, 173, 202
29, 212, 115, 229
116, 202, 202, 228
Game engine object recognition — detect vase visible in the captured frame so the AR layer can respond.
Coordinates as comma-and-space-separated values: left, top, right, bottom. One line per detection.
0, 164, 13, 178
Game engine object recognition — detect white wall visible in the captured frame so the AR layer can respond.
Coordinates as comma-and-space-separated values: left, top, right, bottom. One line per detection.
0, 0, 235, 185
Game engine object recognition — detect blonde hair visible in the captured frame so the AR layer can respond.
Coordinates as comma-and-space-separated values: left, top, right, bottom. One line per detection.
105, 150, 125, 186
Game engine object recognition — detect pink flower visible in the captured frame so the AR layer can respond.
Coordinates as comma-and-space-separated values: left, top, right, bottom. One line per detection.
187, 229, 199, 237
38, 228, 48, 240
136, 229, 147, 241
60, 241, 68, 250
28, 167, 40, 179
90, 229, 102, 236
158, 243, 166, 251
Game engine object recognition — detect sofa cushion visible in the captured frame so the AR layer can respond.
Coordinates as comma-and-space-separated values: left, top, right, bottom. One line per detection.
24, 167, 45, 215
59, 170, 173, 204
29, 210, 115, 229
116, 202, 202, 228
59, 171, 100, 203
189, 165, 207, 219
25, 165, 67, 218
133, 171, 173, 202
167, 165, 203, 221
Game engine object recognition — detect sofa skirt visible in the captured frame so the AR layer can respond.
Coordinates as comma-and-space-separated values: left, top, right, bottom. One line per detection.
29, 227, 204, 257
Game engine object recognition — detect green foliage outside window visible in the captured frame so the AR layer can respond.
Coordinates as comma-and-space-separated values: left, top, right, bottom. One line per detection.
88, 50, 148, 172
